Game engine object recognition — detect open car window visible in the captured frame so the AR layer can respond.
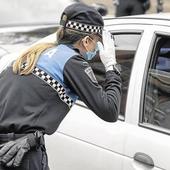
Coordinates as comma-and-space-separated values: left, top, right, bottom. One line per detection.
89, 33, 142, 119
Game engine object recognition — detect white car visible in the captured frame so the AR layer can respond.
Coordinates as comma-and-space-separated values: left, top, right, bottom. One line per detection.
1, 13, 170, 170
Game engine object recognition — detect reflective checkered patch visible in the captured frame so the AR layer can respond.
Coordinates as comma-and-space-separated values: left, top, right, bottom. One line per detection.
66, 20, 103, 35
32, 67, 73, 108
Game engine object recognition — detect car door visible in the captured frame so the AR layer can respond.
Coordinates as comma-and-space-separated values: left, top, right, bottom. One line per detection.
122, 25, 170, 170
45, 27, 143, 170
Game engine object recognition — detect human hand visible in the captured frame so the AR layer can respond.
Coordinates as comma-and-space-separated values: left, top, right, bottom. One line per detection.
97, 30, 117, 72
0, 131, 42, 167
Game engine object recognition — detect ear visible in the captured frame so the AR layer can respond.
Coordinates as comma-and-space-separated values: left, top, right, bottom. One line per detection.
82, 36, 89, 47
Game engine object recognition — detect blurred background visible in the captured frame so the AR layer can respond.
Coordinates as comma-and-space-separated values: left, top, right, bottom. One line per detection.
0, 0, 170, 58
83, 0, 170, 15
0, 0, 170, 26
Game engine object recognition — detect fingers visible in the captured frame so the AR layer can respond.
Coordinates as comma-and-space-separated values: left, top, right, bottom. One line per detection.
5, 147, 26, 168
0, 141, 15, 157
102, 30, 115, 49
0, 141, 30, 167
102, 30, 109, 48
1, 143, 19, 164
0, 144, 5, 150
6, 157, 15, 167
106, 31, 114, 47
0, 134, 36, 168
13, 147, 28, 167
97, 42, 104, 53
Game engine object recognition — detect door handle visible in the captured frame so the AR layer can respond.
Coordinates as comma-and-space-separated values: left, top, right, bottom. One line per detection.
134, 152, 154, 167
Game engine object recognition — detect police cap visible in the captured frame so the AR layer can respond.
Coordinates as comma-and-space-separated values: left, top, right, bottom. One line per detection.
60, 3, 104, 35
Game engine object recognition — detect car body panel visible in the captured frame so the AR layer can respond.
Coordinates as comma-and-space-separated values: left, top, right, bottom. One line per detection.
123, 123, 170, 170
46, 131, 124, 170
46, 104, 126, 170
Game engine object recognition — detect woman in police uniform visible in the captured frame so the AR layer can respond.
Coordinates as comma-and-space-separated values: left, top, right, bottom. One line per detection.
0, 2, 121, 170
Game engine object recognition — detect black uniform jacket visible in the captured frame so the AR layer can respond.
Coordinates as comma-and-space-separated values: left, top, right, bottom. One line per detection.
0, 44, 121, 135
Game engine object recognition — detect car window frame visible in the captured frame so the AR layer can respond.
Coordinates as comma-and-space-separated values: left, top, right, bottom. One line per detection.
139, 31, 170, 136
110, 30, 143, 120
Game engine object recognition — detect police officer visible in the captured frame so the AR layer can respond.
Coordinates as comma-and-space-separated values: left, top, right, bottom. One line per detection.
0, 2, 121, 170
114, 0, 150, 17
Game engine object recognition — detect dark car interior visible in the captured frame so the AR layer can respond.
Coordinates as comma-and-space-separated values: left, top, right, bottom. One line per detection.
144, 37, 170, 130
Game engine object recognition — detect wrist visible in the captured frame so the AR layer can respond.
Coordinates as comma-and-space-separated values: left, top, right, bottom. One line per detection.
106, 65, 114, 72
27, 133, 37, 148
106, 63, 121, 75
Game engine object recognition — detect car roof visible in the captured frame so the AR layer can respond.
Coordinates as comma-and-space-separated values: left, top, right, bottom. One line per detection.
104, 13, 170, 27
118, 13, 170, 20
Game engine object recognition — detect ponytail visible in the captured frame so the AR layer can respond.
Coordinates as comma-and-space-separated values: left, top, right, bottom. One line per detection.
13, 43, 54, 75
12, 26, 65, 75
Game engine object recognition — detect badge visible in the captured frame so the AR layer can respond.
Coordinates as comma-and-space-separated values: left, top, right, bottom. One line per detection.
84, 66, 98, 83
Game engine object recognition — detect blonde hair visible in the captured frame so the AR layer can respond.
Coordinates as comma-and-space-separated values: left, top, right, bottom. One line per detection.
12, 25, 92, 75
13, 26, 64, 75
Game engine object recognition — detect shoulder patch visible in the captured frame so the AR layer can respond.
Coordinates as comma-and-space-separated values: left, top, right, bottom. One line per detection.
84, 66, 98, 83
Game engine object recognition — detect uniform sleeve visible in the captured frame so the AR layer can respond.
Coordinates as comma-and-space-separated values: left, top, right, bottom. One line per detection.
63, 55, 122, 122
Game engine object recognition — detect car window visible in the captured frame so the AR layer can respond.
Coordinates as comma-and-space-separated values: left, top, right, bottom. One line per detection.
143, 36, 170, 130
90, 33, 142, 118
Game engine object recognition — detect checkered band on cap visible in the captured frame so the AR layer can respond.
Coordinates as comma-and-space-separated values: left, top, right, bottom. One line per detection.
32, 67, 74, 108
66, 20, 103, 34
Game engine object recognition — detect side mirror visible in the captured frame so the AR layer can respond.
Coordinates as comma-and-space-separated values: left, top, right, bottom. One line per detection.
91, 3, 108, 16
